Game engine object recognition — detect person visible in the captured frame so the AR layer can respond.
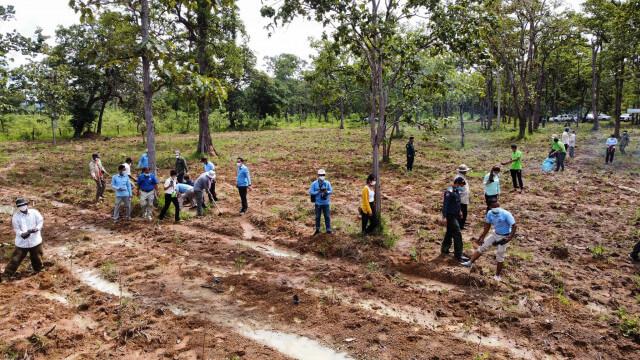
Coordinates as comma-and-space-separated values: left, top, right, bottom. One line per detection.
309, 169, 333, 235
136, 167, 158, 220
562, 127, 571, 153
360, 174, 377, 234
111, 164, 132, 222
620, 131, 630, 155
454, 164, 471, 230
568, 130, 576, 158
201, 157, 218, 201
441, 177, 469, 262
89, 153, 108, 203
183, 174, 194, 186
551, 137, 566, 171
122, 157, 134, 181
2, 199, 44, 281
502, 144, 523, 193
137, 151, 149, 172
406, 136, 415, 171
630, 240, 640, 262
176, 182, 196, 208
236, 157, 251, 214
159, 170, 180, 223
193, 171, 215, 216
483, 166, 501, 212
605, 134, 618, 164
175, 151, 188, 183
461, 201, 517, 282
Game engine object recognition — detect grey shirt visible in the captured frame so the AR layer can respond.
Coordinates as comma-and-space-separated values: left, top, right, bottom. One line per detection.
193, 173, 212, 192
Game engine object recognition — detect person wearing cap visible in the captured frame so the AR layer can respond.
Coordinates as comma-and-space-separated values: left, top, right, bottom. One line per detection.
454, 164, 471, 229
175, 151, 188, 183
136, 167, 159, 220
89, 153, 109, 203
193, 170, 215, 216
568, 130, 577, 158
236, 158, 251, 214
2, 199, 44, 281
551, 137, 566, 171
501, 144, 524, 193
360, 174, 378, 234
308, 169, 333, 235
461, 201, 517, 282
562, 127, 571, 154
137, 151, 149, 172
406, 136, 416, 171
483, 166, 501, 212
201, 157, 219, 201
619, 131, 630, 155
441, 178, 469, 262
111, 164, 133, 222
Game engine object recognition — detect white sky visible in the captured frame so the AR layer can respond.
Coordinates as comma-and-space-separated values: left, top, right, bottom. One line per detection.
0, 0, 583, 69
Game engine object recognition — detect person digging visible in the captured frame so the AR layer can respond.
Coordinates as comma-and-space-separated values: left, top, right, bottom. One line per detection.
2, 198, 44, 282
461, 201, 517, 282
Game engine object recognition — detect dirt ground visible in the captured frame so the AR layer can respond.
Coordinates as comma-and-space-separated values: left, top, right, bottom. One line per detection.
0, 123, 639, 359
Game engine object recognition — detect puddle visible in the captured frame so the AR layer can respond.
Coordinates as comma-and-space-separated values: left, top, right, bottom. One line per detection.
235, 239, 299, 258
73, 268, 131, 297
51, 200, 70, 208
169, 305, 186, 316
241, 222, 256, 240
357, 299, 439, 330
449, 327, 536, 359
237, 325, 352, 360
0, 205, 13, 215
402, 274, 456, 292
41, 292, 69, 306
72, 314, 98, 330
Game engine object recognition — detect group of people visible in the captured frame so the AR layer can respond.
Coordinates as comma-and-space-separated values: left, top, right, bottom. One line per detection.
606, 130, 632, 164
89, 151, 252, 223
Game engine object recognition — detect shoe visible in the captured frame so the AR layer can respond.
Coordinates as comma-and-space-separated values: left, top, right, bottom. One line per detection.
313, 230, 320, 236
456, 255, 470, 262
327, 230, 332, 234
630, 254, 639, 262
213, 197, 219, 202
493, 275, 502, 282
239, 210, 246, 215
460, 261, 472, 268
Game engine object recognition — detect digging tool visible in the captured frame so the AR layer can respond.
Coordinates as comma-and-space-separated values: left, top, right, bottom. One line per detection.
209, 198, 223, 216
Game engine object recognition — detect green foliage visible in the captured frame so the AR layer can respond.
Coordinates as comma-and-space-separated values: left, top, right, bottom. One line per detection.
100, 260, 118, 282
590, 244, 607, 259
615, 307, 640, 339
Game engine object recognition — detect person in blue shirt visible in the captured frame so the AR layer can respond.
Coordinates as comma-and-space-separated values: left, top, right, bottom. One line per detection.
308, 169, 333, 235
461, 201, 517, 281
201, 157, 218, 201
111, 164, 132, 222
176, 182, 196, 208
137, 151, 149, 172
236, 157, 251, 214
183, 174, 194, 186
136, 167, 158, 220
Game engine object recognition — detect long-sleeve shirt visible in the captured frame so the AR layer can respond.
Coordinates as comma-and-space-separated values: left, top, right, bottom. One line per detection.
236, 165, 251, 187
111, 174, 132, 197
175, 157, 188, 174
193, 172, 213, 192
406, 142, 415, 157
308, 179, 333, 205
203, 161, 215, 172
483, 173, 500, 196
606, 137, 618, 147
454, 173, 470, 205
442, 188, 461, 217
176, 183, 194, 194
12, 209, 44, 248
568, 134, 576, 147
136, 173, 158, 192
360, 186, 374, 215
89, 159, 106, 179
562, 131, 570, 144
620, 134, 629, 146
137, 153, 149, 169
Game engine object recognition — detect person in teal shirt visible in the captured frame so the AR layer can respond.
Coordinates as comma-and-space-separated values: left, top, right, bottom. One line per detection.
551, 137, 566, 172
111, 164, 132, 222
483, 166, 501, 212
502, 144, 523, 193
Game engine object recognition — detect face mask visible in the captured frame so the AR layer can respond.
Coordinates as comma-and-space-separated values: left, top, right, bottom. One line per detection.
237, 163, 242, 168
318, 176, 325, 181
371, 181, 376, 186
18, 205, 27, 213
119, 171, 124, 176
175, 155, 180, 158
491, 208, 500, 214
144, 173, 150, 177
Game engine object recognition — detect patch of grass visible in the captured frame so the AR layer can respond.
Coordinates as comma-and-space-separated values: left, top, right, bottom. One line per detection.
511, 247, 533, 261
590, 244, 607, 259
379, 215, 400, 249
473, 353, 490, 360
100, 261, 118, 282
366, 261, 379, 273
615, 307, 640, 339
409, 247, 419, 262
554, 285, 571, 306
233, 255, 247, 272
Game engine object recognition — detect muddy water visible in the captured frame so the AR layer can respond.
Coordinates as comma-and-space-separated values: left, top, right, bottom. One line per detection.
234, 239, 301, 258
41, 292, 70, 306
73, 268, 131, 297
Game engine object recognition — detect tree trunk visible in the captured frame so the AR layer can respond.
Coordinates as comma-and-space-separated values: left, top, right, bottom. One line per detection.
496, 70, 501, 129
141, 0, 156, 173
97, 99, 107, 135
591, 40, 600, 131
613, 59, 624, 137
459, 104, 464, 148
339, 98, 345, 129
51, 117, 57, 146
195, 1, 216, 155
486, 71, 494, 130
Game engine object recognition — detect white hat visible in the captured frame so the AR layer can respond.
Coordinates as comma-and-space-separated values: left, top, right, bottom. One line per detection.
206, 170, 216, 178
317, 169, 326, 176
457, 164, 471, 172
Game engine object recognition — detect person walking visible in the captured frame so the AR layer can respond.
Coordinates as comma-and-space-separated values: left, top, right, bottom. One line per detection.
568, 131, 576, 158
123, 157, 135, 181
483, 166, 501, 211
605, 134, 618, 164
137, 151, 149, 173
454, 164, 471, 230
406, 136, 415, 171
201, 157, 218, 201
2, 199, 44, 281
551, 137, 566, 171
620, 131, 630, 155
309, 169, 333, 235
136, 167, 158, 220
502, 144, 523, 193
562, 127, 571, 153
176, 182, 196, 208
111, 164, 132, 222
360, 174, 378, 234
193, 171, 215, 216
461, 201, 517, 282
236, 157, 251, 214
175, 151, 188, 183
89, 153, 108, 203
441, 177, 469, 262
159, 170, 180, 223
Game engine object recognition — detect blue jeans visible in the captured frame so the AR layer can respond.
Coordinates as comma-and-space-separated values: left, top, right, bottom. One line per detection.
315, 204, 331, 232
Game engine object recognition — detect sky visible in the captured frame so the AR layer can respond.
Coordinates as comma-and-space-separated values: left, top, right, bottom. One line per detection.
0, 0, 583, 70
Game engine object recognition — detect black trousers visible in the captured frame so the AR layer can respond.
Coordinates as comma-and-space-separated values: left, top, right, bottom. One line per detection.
406, 155, 414, 171
208, 180, 218, 201
441, 215, 463, 258
238, 186, 248, 212
460, 203, 468, 229
632, 240, 640, 260
159, 193, 180, 221
510, 169, 523, 189
177, 172, 185, 183
606, 147, 615, 163
485, 194, 498, 212
555, 152, 566, 171
3, 243, 43, 278
361, 202, 377, 233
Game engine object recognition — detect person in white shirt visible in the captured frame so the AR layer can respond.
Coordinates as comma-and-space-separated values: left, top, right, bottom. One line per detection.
568, 131, 576, 158
89, 153, 109, 203
2, 198, 44, 281
159, 170, 180, 223
606, 134, 618, 164
123, 157, 135, 182
454, 164, 471, 229
561, 128, 571, 153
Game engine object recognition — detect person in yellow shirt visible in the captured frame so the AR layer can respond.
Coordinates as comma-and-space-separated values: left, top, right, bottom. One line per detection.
360, 174, 377, 234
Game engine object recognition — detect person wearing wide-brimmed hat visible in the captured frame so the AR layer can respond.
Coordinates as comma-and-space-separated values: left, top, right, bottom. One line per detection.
454, 164, 471, 229
2, 198, 44, 281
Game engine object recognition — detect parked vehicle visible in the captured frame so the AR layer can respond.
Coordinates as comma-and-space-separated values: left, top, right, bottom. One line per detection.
584, 113, 611, 122
620, 113, 632, 122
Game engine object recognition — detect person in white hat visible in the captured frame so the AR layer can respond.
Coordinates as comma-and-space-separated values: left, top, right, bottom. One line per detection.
2, 198, 44, 281
454, 164, 471, 229
308, 169, 333, 235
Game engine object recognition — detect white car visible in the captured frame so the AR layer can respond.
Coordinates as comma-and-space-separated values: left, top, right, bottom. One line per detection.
585, 113, 611, 121
620, 113, 632, 122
